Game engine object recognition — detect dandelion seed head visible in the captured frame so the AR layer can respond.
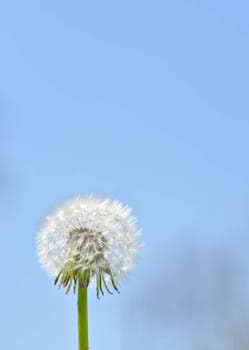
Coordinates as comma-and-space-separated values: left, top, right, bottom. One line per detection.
37, 195, 141, 295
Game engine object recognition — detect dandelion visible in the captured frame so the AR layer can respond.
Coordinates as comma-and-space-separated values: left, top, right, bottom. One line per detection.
37, 195, 141, 350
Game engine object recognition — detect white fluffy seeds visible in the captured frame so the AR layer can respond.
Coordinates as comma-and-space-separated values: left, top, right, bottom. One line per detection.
37, 195, 141, 295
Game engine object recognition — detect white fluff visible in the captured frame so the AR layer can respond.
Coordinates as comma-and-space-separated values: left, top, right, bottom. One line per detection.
37, 195, 141, 294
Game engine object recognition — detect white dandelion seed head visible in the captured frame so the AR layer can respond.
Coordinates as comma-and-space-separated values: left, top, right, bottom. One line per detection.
37, 195, 142, 295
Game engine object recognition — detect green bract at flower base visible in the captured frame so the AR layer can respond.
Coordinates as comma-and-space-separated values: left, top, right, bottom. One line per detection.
37, 195, 141, 350
54, 264, 119, 298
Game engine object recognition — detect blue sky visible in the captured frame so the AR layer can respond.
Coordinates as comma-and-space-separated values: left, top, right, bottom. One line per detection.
0, 1, 249, 349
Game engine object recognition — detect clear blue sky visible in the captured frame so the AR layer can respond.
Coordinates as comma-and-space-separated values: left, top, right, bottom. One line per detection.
0, 1, 249, 349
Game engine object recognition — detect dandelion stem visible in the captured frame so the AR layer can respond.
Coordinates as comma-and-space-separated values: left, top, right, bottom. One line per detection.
78, 286, 89, 350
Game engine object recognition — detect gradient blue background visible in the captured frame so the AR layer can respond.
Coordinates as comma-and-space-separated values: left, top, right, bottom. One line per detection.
1, 1, 249, 349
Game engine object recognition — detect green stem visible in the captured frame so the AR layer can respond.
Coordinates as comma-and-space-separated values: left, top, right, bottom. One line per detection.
78, 287, 89, 350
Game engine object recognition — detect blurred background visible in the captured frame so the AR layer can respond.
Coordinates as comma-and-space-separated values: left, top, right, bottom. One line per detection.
1, 1, 249, 349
